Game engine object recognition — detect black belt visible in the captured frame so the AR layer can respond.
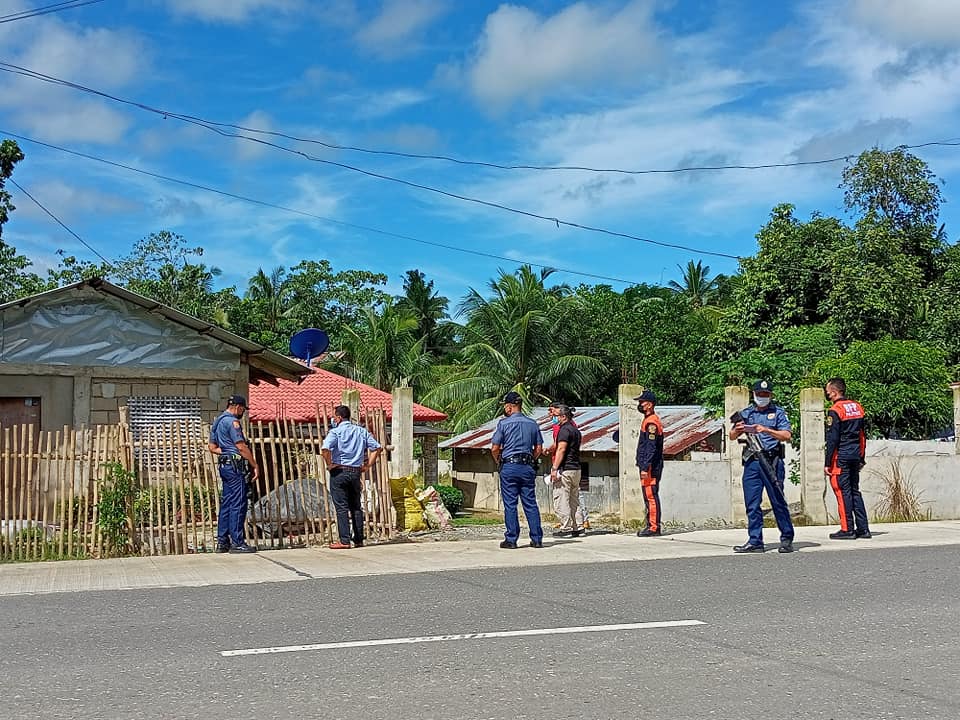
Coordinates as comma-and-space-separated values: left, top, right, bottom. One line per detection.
502, 454, 533, 464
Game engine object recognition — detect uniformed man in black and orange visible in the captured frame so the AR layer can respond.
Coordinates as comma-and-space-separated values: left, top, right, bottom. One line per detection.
634, 389, 664, 537
824, 377, 870, 540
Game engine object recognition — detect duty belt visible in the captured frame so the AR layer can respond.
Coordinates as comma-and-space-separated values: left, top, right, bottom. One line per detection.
502, 454, 534, 464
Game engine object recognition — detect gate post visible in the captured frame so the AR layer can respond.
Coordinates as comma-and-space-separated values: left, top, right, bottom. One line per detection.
800, 387, 829, 524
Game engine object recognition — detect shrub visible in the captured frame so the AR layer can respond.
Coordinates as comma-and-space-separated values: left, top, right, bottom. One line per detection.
433, 484, 464, 517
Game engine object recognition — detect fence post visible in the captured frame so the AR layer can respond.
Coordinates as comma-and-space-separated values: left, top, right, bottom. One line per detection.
341, 389, 360, 421
617, 384, 644, 523
800, 387, 829, 524
724, 385, 750, 524
390, 386, 414, 479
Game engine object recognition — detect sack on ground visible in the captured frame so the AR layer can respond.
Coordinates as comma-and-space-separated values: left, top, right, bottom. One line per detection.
416, 485, 453, 530
390, 475, 427, 532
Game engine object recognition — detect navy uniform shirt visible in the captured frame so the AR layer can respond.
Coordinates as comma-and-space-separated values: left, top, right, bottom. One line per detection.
210, 410, 246, 457
825, 398, 866, 466
635, 412, 664, 477
740, 404, 790, 452
491, 412, 543, 457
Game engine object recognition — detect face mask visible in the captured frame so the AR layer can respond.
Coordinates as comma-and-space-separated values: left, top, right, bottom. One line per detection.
753, 395, 771, 408
552, 416, 560, 425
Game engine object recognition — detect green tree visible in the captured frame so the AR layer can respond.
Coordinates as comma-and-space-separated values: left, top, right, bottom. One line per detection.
0, 139, 47, 302
668, 260, 721, 309
395, 269, 452, 358
425, 266, 605, 430
324, 301, 430, 392
808, 339, 952, 439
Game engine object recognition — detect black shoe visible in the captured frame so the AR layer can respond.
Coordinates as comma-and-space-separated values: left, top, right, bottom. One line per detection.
499, 540, 518, 549
733, 543, 764, 553
829, 530, 856, 540
229, 544, 257, 553
778, 541, 794, 554
637, 529, 661, 537
353, 541, 364, 548
529, 541, 544, 548
855, 531, 872, 539
215, 544, 230, 553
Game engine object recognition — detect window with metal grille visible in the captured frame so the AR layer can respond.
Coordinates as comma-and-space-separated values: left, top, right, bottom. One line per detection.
127, 396, 203, 469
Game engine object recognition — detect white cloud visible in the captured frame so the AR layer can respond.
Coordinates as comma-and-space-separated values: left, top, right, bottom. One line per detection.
11, 179, 140, 223
232, 110, 275, 162
850, 0, 960, 47
352, 88, 430, 119
165, 0, 302, 23
459, 0, 661, 109
356, 0, 446, 55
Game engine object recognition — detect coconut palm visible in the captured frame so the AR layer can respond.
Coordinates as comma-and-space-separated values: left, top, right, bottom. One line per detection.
668, 260, 721, 309
246, 266, 293, 332
425, 265, 605, 431
325, 300, 431, 392
395, 269, 452, 358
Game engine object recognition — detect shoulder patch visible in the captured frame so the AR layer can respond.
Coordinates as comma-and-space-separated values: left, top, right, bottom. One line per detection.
233, 420, 241, 428
648, 431, 657, 440
826, 415, 833, 427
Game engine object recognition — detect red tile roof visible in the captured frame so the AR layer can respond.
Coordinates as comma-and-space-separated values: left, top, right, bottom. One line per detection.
249, 367, 447, 423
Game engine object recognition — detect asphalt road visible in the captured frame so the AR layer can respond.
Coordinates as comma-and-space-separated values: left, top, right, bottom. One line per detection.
1, 545, 958, 720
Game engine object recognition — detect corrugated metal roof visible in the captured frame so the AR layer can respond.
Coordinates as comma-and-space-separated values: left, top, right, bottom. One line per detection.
439, 406, 723, 457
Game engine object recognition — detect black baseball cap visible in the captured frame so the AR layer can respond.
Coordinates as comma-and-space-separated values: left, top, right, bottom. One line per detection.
228, 394, 248, 407
633, 389, 657, 403
752, 380, 773, 394
501, 391, 522, 405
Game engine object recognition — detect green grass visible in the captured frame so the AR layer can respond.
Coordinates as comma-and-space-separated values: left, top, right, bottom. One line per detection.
451, 516, 504, 526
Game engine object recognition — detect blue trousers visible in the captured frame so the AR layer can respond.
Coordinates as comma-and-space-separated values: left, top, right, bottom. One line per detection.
742, 458, 794, 546
500, 462, 543, 544
217, 465, 248, 547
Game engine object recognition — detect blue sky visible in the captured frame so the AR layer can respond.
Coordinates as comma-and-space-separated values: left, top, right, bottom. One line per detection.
3, 0, 960, 309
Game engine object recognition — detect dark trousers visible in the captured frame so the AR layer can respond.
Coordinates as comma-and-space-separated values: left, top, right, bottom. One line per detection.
330, 467, 364, 544
642, 480, 661, 532
743, 458, 794, 546
499, 462, 543, 544
829, 461, 869, 534
217, 465, 248, 547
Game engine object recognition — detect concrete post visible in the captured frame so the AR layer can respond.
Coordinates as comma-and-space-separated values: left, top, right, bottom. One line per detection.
421, 434, 439, 487
724, 386, 750, 523
72, 371, 92, 426
800, 387, 829, 524
618, 384, 644, 523
341, 389, 361, 423
953, 384, 960, 456
390, 386, 414, 478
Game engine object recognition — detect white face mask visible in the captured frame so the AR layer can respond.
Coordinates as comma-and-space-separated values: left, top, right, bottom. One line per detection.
753, 394, 772, 408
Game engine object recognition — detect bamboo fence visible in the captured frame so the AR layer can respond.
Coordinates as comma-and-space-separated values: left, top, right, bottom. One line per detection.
0, 404, 393, 563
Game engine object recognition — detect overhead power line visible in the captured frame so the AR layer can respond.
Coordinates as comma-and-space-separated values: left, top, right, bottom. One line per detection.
0, 61, 744, 260
0, 0, 107, 24
8, 178, 113, 265
2, 131, 640, 286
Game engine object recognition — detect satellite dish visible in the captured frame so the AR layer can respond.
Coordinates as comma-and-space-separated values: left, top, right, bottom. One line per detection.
289, 328, 329, 367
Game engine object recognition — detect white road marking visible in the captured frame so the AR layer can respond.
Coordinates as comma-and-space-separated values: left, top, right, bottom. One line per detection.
220, 620, 706, 657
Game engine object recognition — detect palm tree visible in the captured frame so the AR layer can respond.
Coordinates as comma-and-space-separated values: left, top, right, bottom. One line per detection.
395, 269, 451, 357
246, 266, 293, 332
325, 301, 431, 392
668, 260, 721, 309
424, 265, 604, 431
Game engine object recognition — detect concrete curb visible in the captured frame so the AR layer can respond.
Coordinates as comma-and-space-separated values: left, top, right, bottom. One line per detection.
1, 521, 958, 597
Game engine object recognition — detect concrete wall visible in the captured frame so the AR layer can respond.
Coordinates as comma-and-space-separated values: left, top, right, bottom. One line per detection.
89, 378, 235, 425
857, 455, 960, 520
0, 375, 74, 432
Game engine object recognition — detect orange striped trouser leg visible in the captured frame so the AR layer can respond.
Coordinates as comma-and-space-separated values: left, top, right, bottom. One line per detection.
643, 482, 660, 532
828, 466, 849, 531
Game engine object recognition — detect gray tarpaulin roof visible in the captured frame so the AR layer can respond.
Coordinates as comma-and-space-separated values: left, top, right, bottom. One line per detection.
440, 406, 723, 458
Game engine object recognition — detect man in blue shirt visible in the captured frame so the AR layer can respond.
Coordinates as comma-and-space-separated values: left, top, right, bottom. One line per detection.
729, 380, 795, 554
208, 395, 259, 553
321, 405, 383, 549
490, 391, 544, 549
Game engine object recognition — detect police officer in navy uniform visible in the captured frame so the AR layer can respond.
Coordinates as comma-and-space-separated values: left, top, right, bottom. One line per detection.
490, 391, 545, 549
634, 390, 664, 537
729, 380, 795, 554
824, 377, 870, 540
208, 395, 259, 553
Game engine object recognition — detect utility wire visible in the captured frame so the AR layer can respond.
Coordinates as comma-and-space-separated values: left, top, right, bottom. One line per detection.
0, 61, 743, 260
8, 178, 113, 265
2, 131, 640, 286
0, 0, 106, 24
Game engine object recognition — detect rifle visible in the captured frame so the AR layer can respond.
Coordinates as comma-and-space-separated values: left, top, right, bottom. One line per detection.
730, 410, 788, 508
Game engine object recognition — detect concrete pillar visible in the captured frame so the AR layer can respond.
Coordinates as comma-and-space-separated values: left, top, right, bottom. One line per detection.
421, 434, 439, 487
724, 386, 750, 524
390, 386, 414, 478
800, 387, 829, 524
72, 372, 92, 426
618, 384, 644, 522
341, 389, 361, 422
953, 384, 960, 456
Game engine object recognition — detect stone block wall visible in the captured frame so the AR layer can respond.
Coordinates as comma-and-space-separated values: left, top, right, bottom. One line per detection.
89, 378, 234, 425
